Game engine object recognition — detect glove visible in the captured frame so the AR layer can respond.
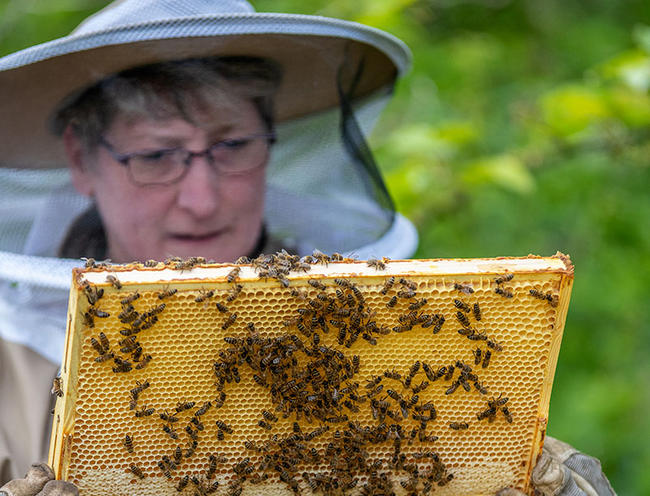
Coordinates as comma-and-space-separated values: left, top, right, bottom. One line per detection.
0, 464, 78, 496
496, 436, 616, 496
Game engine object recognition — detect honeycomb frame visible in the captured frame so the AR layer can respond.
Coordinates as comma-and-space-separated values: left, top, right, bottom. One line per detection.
49, 254, 574, 496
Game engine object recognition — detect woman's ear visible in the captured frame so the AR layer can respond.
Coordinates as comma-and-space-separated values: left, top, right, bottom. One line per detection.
63, 124, 95, 197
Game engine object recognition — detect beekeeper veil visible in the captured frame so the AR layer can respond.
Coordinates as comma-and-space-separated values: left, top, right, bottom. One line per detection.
0, 0, 418, 364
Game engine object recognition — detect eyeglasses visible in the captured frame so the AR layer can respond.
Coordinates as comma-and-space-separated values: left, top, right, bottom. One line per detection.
98, 132, 276, 186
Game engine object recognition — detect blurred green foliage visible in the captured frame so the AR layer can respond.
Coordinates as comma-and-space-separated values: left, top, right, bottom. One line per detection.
2, 0, 649, 492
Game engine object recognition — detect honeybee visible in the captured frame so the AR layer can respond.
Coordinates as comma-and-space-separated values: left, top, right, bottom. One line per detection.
408, 360, 421, 378
112, 357, 132, 373
206, 454, 218, 480
408, 298, 427, 311
482, 349, 492, 368
454, 299, 471, 313
135, 405, 155, 417
312, 249, 330, 265
120, 292, 141, 305
118, 305, 137, 323
195, 289, 215, 303
94, 352, 114, 363
185, 425, 198, 440
306, 279, 326, 290
494, 273, 514, 285
173, 256, 205, 271
367, 258, 386, 270
227, 267, 241, 283
131, 346, 142, 363
262, 410, 278, 423
445, 381, 460, 395
444, 365, 455, 381
162, 425, 178, 440
185, 439, 198, 458
235, 256, 251, 264
82, 257, 97, 268
175, 401, 195, 413
215, 420, 233, 434
420, 362, 435, 382
157, 460, 172, 479
386, 295, 398, 308
123, 434, 134, 453
130, 380, 150, 399
380, 276, 395, 295
432, 314, 445, 334
157, 287, 177, 299
82, 282, 104, 305
176, 475, 189, 491
453, 282, 474, 294
474, 380, 488, 395
89, 307, 110, 318
397, 289, 416, 299
477, 405, 497, 421
214, 302, 228, 314
90, 337, 105, 355
529, 288, 558, 307
456, 311, 471, 328
473, 347, 482, 365
82, 312, 95, 328
128, 463, 145, 479
120, 339, 140, 354
159, 410, 179, 423
106, 275, 122, 289
487, 339, 503, 352
225, 284, 243, 302
495, 287, 513, 298
222, 312, 237, 330
449, 422, 469, 430
143, 260, 159, 268
51, 376, 63, 397
502, 406, 513, 423
135, 354, 152, 369
412, 376, 432, 393
473, 302, 481, 321
195, 401, 212, 417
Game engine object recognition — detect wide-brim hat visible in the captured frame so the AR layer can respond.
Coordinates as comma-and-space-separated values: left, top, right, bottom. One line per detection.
0, 0, 411, 170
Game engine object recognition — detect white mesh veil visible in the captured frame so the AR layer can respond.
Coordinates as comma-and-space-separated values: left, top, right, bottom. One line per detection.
0, 3, 418, 364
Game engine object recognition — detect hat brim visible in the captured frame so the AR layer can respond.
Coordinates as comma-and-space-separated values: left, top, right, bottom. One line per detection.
0, 14, 410, 169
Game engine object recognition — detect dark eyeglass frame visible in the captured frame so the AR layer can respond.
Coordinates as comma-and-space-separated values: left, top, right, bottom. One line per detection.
98, 131, 276, 186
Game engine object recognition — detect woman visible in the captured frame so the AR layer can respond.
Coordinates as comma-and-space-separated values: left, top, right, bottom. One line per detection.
0, 1, 614, 495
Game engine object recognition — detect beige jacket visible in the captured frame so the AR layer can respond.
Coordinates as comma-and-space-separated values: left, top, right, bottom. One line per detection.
0, 338, 58, 484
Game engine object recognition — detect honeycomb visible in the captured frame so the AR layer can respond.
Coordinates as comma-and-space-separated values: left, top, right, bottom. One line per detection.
49, 253, 573, 496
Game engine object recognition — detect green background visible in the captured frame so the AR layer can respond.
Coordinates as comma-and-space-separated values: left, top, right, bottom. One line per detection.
1, 0, 649, 493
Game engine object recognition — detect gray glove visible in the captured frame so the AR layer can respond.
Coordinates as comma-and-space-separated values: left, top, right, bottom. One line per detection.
0, 464, 78, 496
497, 436, 616, 496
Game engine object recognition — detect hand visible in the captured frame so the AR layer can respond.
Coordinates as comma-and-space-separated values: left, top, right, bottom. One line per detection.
496, 436, 616, 496
0, 464, 78, 496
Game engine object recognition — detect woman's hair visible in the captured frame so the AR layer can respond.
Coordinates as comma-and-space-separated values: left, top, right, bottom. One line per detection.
50, 56, 282, 151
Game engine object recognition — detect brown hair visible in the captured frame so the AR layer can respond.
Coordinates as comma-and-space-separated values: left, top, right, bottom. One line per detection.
50, 56, 282, 151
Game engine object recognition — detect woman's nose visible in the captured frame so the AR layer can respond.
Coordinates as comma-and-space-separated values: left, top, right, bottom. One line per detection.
175, 154, 220, 217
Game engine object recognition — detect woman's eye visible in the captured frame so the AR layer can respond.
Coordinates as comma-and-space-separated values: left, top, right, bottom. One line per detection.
222, 138, 250, 149
140, 151, 168, 162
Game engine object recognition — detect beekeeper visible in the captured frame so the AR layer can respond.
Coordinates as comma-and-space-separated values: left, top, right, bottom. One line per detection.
0, 1, 615, 495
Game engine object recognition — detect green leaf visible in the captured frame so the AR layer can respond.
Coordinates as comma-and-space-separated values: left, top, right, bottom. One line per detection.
541, 85, 610, 136
461, 154, 535, 195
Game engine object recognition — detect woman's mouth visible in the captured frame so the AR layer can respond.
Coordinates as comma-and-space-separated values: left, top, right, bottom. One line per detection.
169, 230, 224, 243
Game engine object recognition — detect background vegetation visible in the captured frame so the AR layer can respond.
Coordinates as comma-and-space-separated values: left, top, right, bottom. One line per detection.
1, 0, 649, 493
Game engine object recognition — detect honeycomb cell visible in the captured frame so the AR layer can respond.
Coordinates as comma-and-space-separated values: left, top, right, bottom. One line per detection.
50, 255, 572, 496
